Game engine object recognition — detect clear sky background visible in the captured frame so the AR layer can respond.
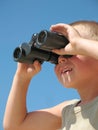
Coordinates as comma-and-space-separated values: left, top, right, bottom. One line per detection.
0, 0, 98, 129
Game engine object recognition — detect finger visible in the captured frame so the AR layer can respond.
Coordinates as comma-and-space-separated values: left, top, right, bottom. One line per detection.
50, 23, 69, 30
52, 43, 75, 55
33, 60, 41, 72
52, 48, 66, 55
50, 23, 70, 32
50, 23, 72, 39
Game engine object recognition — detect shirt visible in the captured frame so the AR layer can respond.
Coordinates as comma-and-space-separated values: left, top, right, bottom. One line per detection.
61, 97, 98, 130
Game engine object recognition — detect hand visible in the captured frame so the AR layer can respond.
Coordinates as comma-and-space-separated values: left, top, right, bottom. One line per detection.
50, 23, 82, 55
16, 60, 41, 80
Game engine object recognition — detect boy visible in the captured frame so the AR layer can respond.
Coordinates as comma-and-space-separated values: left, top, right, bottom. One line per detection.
3, 20, 98, 130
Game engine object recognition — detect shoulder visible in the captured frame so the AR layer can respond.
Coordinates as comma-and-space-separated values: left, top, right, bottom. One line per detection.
24, 99, 79, 130
46, 99, 79, 118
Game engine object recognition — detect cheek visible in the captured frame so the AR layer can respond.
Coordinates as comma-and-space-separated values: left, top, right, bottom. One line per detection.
72, 55, 92, 67
73, 56, 97, 76
54, 65, 57, 73
54, 65, 59, 77
54, 65, 62, 81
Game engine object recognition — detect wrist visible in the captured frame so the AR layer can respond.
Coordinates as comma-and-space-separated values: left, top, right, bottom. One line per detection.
13, 73, 31, 91
15, 70, 32, 83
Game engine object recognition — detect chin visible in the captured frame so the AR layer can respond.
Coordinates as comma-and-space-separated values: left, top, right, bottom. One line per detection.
62, 80, 78, 89
62, 82, 73, 88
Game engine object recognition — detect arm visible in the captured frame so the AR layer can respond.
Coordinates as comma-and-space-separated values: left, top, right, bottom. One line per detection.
50, 23, 98, 59
3, 61, 41, 130
3, 61, 63, 130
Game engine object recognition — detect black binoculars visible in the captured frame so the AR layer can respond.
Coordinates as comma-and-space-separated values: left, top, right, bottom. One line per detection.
13, 30, 72, 64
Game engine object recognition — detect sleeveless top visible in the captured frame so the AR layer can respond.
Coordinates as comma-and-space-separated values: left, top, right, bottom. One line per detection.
60, 97, 98, 130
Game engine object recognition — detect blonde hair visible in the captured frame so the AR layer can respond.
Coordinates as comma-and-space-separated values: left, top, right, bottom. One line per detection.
70, 20, 98, 41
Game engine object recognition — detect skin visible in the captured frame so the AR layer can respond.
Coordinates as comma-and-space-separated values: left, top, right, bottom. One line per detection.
3, 23, 98, 130
3, 61, 69, 130
50, 23, 98, 59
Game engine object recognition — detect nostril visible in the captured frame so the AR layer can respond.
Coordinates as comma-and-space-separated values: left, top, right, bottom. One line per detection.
58, 56, 68, 64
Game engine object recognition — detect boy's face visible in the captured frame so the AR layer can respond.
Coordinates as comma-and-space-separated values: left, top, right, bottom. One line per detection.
54, 55, 98, 89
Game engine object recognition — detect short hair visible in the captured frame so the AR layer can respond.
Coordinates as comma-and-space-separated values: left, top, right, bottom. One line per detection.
70, 20, 98, 41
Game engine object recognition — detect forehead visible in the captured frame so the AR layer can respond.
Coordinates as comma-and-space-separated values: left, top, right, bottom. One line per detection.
72, 25, 90, 39
71, 21, 98, 40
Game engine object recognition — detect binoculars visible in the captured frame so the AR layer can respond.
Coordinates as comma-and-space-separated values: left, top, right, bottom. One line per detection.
13, 30, 72, 64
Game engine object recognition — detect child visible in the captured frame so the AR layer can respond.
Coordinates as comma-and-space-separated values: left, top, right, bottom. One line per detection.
3, 20, 98, 130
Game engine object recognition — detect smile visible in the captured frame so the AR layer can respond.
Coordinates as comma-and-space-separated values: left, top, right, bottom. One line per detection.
61, 68, 72, 74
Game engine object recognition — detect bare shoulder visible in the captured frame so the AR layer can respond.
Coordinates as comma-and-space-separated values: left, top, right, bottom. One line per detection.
19, 99, 78, 130
47, 99, 79, 116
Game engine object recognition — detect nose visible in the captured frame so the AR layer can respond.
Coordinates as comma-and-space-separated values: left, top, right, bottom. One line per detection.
58, 56, 68, 64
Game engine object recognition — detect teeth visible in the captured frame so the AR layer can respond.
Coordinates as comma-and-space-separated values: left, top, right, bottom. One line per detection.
62, 68, 72, 73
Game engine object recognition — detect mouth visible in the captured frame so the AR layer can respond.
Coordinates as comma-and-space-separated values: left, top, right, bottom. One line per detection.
61, 67, 72, 74
60, 67, 73, 83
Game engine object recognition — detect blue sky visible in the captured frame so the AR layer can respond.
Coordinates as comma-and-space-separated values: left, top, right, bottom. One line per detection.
0, 0, 98, 129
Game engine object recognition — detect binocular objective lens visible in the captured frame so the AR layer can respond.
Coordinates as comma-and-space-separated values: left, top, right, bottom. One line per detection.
38, 31, 46, 43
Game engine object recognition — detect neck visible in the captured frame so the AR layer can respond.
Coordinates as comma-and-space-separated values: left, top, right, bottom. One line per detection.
77, 82, 98, 105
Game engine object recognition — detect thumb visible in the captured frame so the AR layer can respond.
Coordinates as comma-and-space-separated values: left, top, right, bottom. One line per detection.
52, 43, 75, 55
52, 48, 67, 55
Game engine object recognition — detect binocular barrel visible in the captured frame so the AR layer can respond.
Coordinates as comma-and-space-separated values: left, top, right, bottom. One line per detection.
13, 43, 59, 64
35, 30, 69, 51
13, 30, 72, 64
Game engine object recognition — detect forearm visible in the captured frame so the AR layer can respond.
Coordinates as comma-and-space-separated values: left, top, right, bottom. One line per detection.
76, 38, 98, 59
3, 73, 31, 129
